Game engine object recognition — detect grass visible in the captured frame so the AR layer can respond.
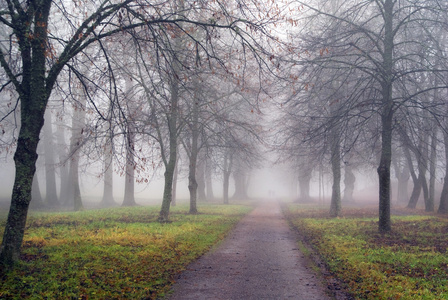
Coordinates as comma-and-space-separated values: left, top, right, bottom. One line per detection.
285, 204, 448, 300
0, 204, 252, 299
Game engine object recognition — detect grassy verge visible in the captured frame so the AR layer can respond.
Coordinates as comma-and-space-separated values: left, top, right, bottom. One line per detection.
285, 204, 448, 300
0, 204, 252, 299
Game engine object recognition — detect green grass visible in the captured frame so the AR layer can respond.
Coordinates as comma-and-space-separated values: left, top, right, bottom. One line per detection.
0, 204, 252, 299
285, 204, 448, 300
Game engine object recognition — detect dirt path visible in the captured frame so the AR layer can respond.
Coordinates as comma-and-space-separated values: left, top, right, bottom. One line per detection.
166, 200, 336, 300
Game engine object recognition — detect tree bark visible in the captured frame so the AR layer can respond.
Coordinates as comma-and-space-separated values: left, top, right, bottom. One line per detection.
0, 0, 52, 268
377, 0, 394, 233
330, 129, 341, 217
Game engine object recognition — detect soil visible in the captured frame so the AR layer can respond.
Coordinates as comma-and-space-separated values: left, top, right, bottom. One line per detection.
166, 200, 350, 300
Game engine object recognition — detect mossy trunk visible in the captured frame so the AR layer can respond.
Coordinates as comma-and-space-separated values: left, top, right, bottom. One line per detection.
158, 66, 179, 222
377, 0, 394, 233
0, 0, 52, 268
159, 155, 177, 222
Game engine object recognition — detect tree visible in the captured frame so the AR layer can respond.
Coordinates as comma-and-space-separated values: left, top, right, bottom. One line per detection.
0, 0, 270, 267
289, 0, 448, 231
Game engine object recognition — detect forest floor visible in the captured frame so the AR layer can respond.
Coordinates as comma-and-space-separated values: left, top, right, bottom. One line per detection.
166, 200, 350, 300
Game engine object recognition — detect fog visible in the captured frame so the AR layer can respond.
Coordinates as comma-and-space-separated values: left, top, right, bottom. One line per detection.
0, 154, 408, 210
1, 0, 448, 271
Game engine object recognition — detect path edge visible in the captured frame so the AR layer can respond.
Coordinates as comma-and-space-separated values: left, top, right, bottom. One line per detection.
281, 202, 355, 300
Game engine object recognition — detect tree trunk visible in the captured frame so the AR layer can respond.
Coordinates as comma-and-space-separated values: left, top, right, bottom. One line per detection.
330, 129, 341, 217
43, 110, 59, 207
30, 174, 45, 209
223, 171, 231, 205
343, 163, 355, 202
438, 125, 448, 213
393, 155, 410, 204
232, 169, 248, 200
205, 156, 215, 200
403, 146, 419, 208
407, 138, 429, 209
101, 124, 115, 207
407, 174, 422, 209
427, 127, 437, 212
158, 66, 179, 222
66, 93, 86, 211
187, 89, 200, 214
298, 174, 311, 202
172, 156, 179, 206
122, 126, 136, 207
56, 121, 70, 206
377, 99, 393, 232
70, 153, 83, 211
159, 152, 177, 221
223, 150, 233, 205
197, 157, 206, 202
377, 0, 394, 233
0, 1, 52, 267
188, 151, 199, 213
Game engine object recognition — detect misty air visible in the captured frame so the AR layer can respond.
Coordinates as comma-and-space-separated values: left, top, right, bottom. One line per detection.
1, 0, 447, 299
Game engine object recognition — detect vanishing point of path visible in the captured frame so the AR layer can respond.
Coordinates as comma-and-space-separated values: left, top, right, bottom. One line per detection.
167, 200, 339, 300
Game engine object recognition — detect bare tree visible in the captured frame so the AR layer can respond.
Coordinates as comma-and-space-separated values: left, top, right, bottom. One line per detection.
0, 0, 274, 267
286, 0, 448, 231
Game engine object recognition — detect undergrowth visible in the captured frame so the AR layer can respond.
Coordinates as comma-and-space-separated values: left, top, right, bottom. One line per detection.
0, 204, 251, 299
285, 204, 448, 300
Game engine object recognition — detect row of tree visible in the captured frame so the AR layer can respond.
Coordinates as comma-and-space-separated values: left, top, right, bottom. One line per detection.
0, 0, 276, 268
273, 0, 448, 231
2, 0, 448, 270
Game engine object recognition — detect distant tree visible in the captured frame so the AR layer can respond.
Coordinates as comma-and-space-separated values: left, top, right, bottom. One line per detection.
43, 110, 59, 207
343, 161, 356, 203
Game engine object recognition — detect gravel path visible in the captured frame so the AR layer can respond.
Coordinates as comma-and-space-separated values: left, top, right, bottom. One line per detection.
167, 200, 335, 300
